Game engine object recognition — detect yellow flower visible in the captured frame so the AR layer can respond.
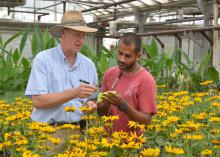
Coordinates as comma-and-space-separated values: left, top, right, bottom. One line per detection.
81, 115, 97, 120
16, 147, 26, 152
183, 134, 203, 140
112, 131, 128, 140
58, 124, 80, 130
200, 80, 213, 85
101, 138, 117, 148
15, 138, 28, 145
214, 145, 220, 148
102, 115, 119, 122
39, 125, 56, 133
128, 121, 146, 130
64, 106, 76, 112
76, 138, 97, 151
166, 116, 180, 123
209, 117, 220, 122
79, 106, 93, 112
88, 127, 106, 136
128, 121, 144, 129
4, 133, 11, 140
128, 132, 146, 144
48, 136, 61, 144
212, 102, 220, 107
165, 145, 184, 155
201, 149, 213, 155
22, 150, 39, 157
90, 151, 108, 157
140, 147, 160, 157
70, 134, 81, 139
0, 143, 3, 151
210, 129, 220, 134
211, 140, 220, 145
194, 97, 202, 103
157, 85, 166, 88
192, 112, 206, 120
177, 121, 200, 131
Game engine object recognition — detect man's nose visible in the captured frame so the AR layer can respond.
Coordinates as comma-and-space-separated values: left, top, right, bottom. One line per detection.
119, 55, 126, 62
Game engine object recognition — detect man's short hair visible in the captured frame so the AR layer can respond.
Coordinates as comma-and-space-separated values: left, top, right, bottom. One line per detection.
119, 33, 141, 53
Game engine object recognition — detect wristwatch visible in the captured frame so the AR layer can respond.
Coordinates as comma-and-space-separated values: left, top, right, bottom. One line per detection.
118, 102, 128, 112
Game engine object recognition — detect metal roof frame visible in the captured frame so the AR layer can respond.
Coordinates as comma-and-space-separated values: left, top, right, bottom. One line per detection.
0, 0, 218, 34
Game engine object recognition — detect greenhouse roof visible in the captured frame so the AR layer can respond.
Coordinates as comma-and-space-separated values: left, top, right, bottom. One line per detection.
0, 0, 200, 22
0, 0, 216, 34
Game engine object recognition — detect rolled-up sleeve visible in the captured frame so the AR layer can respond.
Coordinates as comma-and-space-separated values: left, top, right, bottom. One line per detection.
25, 54, 48, 96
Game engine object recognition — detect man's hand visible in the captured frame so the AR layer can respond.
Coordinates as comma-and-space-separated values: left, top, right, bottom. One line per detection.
101, 91, 125, 107
75, 83, 97, 98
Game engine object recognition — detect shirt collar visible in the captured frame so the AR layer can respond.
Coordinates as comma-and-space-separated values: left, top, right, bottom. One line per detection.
56, 44, 81, 66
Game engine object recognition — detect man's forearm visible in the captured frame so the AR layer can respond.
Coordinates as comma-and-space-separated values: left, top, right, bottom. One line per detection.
124, 105, 152, 124
32, 88, 78, 109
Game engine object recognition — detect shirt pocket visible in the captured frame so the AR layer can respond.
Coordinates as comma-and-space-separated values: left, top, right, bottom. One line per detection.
50, 75, 65, 92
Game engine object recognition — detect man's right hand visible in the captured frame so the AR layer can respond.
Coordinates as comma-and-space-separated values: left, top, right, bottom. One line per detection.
75, 83, 97, 98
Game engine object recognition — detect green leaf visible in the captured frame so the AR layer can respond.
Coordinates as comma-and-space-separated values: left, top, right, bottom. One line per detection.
42, 30, 50, 49
0, 60, 8, 82
46, 37, 56, 49
31, 33, 38, 56
172, 48, 181, 65
0, 35, 2, 46
12, 49, 20, 65
205, 67, 219, 81
31, 25, 43, 56
155, 136, 164, 146
98, 53, 109, 74
181, 49, 192, 65
19, 28, 29, 54
21, 57, 30, 68
147, 37, 158, 58
34, 25, 43, 50
97, 92, 103, 103
165, 58, 173, 69
3, 32, 21, 49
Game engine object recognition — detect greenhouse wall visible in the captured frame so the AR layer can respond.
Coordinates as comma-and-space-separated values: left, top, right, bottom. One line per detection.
142, 35, 220, 64
0, 30, 97, 59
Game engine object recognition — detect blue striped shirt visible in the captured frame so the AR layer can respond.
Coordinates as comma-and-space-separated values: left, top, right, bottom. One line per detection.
25, 44, 98, 123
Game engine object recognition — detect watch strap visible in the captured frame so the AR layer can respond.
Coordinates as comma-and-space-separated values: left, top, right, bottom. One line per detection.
118, 102, 128, 112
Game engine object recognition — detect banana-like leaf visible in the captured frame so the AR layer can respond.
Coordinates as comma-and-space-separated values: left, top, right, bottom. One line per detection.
98, 53, 109, 74
19, 28, 29, 54
144, 37, 158, 59
205, 67, 219, 81
3, 32, 21, 49
172, 48, 181, 66
12, 49, 20, 66
0, 35, 2, 46
21, 57, 30, 68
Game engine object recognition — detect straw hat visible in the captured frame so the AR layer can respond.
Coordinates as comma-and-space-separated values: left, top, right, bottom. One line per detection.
50, 10, 97, 37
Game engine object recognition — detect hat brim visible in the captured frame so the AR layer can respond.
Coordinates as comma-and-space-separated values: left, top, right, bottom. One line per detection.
49, 25, 97, 37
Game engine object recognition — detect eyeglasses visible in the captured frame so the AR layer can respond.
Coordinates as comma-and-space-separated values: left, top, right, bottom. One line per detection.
65, 28, 86, 40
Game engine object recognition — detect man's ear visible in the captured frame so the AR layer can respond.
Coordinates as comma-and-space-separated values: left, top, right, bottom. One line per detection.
136, 52, 141, 59
60, 28, 65, 37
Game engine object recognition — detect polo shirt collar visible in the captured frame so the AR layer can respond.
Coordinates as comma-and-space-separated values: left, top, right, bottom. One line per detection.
56, 44, 81, 66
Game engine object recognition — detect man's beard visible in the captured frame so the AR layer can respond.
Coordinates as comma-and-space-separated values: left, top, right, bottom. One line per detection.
117, 61, 136, 71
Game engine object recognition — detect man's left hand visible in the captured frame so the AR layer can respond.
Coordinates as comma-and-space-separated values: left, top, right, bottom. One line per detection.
101, 91, 124, 107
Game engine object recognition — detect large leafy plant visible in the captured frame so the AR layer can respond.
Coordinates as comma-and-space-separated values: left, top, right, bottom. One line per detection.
0, 26, 57, 95
141, 37, 219, 90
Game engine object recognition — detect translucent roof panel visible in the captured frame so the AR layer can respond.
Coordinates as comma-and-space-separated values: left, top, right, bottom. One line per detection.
139, 0, 157, 5
0, 0, 199, 25
155, 0, 170, 4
